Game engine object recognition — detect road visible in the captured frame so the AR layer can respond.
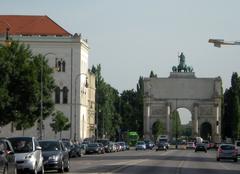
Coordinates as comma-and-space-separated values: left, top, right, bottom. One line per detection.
47, 148, 240, 174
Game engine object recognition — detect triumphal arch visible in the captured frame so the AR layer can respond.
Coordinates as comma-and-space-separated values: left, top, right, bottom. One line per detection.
143, 53, 222, 143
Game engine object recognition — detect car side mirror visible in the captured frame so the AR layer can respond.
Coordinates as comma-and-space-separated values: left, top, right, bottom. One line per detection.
7, 150, 14, 155
36, 146, 42, 150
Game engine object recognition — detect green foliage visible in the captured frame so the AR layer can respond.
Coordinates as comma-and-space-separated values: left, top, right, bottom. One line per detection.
91, 65, 121, 140
0, 41, 55, 129
50, 111, 70, 138
223, 72, 240, 140
152, 120, 164, 140
171, 110, 182, 138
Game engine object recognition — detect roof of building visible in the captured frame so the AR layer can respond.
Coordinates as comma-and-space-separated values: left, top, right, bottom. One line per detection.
0, 15, 71, 36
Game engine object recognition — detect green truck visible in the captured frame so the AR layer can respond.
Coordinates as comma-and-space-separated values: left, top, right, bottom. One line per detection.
127, 131, 139, 146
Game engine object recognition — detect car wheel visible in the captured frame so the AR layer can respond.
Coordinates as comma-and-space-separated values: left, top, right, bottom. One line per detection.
234, 158, 238, 162
58, 161, 64, 173
64, 160, 70, 172
31, 167, 38, 174
3, 166, 8, 174
216, 158, 220, 161
38, 164, 44, 174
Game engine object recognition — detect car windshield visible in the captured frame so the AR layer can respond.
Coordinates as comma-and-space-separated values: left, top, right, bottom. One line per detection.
137, 142, 145, 145
63, 141, 71, 149
88, 144, 98, 147
39, 141, 61, 151
221, 145, 235, 150
9, 137, 33, 153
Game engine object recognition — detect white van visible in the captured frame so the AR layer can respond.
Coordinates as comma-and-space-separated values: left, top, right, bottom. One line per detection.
235, 140, 240, 156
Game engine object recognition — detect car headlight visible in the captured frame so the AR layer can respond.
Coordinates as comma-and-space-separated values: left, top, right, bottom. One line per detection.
48, 155, 59, 161
25, 153, 33, 159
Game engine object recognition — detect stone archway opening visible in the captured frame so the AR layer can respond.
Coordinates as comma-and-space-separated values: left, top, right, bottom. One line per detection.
175, 108, 192, 140
171, 108, 192, 142
200, 122, 212, 141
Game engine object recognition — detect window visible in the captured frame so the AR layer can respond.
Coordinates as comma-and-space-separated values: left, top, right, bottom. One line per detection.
62, 87, 68, 104
55, 87, 60, 104
55, 58, 66, 72
62, 61, 66, 72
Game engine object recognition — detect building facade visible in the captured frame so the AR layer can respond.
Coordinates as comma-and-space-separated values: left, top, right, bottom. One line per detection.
0, 15, 95, 141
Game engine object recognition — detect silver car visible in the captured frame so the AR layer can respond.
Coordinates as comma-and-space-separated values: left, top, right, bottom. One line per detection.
8, 137, 44, 174
135, 141, 146, 150
216, 144, 238, 162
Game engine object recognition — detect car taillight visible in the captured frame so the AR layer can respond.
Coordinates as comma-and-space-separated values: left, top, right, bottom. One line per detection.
218, 148, 223, 153
234, 149, 238, 155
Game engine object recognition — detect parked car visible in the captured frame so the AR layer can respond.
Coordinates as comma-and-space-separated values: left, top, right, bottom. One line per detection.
62, 139, 73, 157
69, 144, 82, 157
156, 142, 167, 151
86, 143, 101, 154
216, 144, 238, 162
96, 139, 111, 152
186, 142, 196, 149
80, 144, 87, 155
235, 140, 240, 156
39, 140, 70, 172
97, 143, 105, 154
117, 142, 127, 151
135, 141, 146, 150
144, 140, 155, 150
0, 138, 16, 174
195, 143, 207, 153
109, 142, 117, 152
8, 136, 44, 174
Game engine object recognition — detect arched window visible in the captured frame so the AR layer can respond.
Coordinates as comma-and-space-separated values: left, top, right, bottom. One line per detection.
62, 86, 68, 104
62, 61, 66, 72
55, 87, 60, 104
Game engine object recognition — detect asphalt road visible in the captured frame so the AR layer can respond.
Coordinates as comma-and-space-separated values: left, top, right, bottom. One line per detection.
47, 148, 240, 174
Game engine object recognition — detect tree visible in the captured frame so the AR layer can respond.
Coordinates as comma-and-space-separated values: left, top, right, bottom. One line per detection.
50, 111, 70, 139
223, 72, 240, 140
0, 41, 55, 129
171, 110, 181, 138
152, 120, 164, 141
91, 65, 121, 140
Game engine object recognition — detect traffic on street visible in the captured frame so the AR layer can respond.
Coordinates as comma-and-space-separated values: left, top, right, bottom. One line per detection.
67, 147, 240, 174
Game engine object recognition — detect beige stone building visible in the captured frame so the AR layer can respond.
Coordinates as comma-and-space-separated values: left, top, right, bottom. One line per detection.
0, 15, 95, 141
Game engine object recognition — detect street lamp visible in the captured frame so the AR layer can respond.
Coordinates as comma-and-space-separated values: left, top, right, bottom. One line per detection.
209, 39, 240, 48
39, 52, 56, 140
0, 21, 11, 47
74, 73, 88, 141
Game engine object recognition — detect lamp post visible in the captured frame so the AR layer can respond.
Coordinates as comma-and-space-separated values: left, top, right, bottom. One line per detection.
39, 52, 56, 140
209, 39, 240, 47
0, 21, 11, 46
74, 73, 88, 141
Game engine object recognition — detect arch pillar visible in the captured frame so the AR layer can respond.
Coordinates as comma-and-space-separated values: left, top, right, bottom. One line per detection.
166, 103, 171, 136
193, 103, 199, 136
214, 103, 221, 143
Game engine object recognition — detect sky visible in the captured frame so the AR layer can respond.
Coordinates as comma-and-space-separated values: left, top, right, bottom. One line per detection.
1, 0, 240, 124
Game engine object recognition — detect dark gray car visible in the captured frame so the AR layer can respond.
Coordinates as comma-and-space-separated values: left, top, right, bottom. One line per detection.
39, 140, 69, 173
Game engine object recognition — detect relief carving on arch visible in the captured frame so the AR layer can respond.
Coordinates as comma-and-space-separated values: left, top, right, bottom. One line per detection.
199, 105, 213, 116
151, 106, 166, 116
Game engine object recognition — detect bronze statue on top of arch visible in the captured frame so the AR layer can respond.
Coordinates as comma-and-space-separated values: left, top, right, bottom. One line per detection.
172, 52, 194, 72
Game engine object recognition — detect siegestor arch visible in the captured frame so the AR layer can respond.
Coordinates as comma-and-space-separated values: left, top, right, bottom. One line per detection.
143, 71, 222, 143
